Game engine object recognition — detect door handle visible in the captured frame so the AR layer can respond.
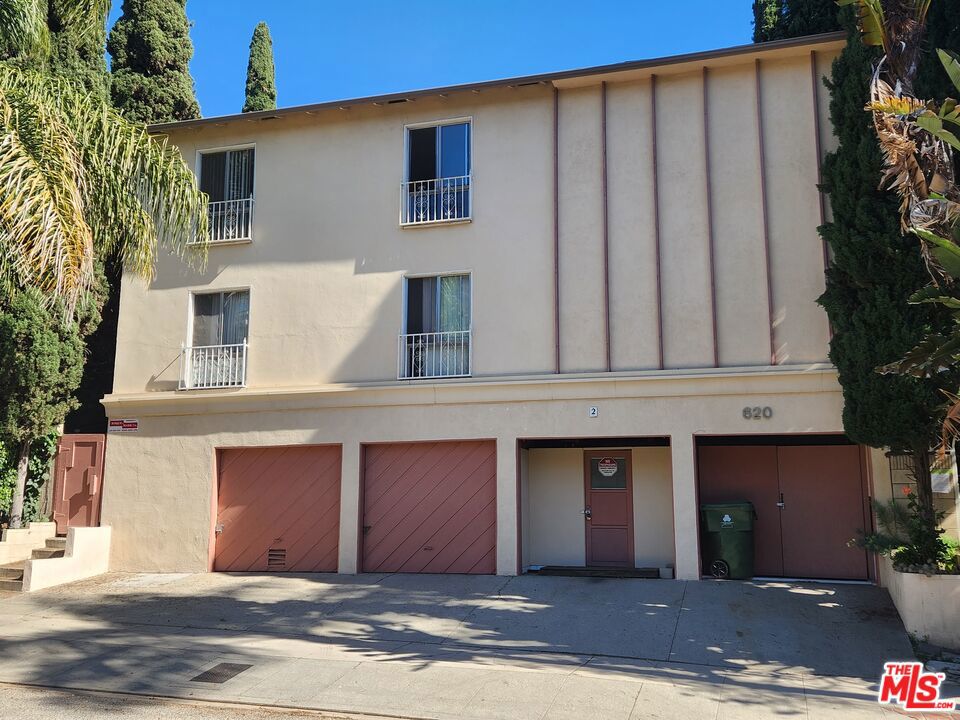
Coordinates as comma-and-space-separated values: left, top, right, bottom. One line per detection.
363, 525, 372, 535
215, 523, 224, 535
88, 473, 99, 496
777, 492, 785, 509
582, 507, 592, 521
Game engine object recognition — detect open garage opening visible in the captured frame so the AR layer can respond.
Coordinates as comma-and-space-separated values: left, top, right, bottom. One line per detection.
518, 437, 674, 578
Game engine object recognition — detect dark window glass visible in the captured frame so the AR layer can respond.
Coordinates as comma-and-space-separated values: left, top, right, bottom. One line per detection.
590, 457, 627, 489
408, 127, 437, 182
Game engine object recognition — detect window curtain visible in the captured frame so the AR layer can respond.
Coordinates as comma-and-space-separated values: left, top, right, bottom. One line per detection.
439, 275, 470, 332
226, 149, 255, 200
221, 291, 250, 344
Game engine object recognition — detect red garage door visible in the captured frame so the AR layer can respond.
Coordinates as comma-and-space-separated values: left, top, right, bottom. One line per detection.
215, 445, 341, 572
698, 442, 869, 580
362, 440, 496, 574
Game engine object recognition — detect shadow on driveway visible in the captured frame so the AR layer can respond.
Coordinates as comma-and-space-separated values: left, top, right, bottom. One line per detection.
0, 573, 914, 718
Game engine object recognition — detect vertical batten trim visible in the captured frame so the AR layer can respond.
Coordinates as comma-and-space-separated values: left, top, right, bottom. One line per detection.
811, 50, 833, 347
553, 86, 561, 374
755, 59, 776, 366
651, 74, 665, 370
810, 51, 829, 270
601, 81, 612, 372
702, 67, 720, 368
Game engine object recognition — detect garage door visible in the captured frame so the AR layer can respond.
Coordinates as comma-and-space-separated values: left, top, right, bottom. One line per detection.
697, 442, 869, 580
215, 446, 342, 572
362, 440, 496, 574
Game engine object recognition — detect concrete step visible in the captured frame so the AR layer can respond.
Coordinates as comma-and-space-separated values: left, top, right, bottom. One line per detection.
45, 537, 66, 550
0, 565, 23, 580
0, 579, 23, 591
30, 548, 64, 560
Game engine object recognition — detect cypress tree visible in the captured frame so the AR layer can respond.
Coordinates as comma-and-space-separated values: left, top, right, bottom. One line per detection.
817, 10, 958, 500
107, 0, 200, 123
48, 3, 110, 102
754, 0, 840, 43
781, 0, 840, 37
243, 21, 276, 113
753, 0, 785, 42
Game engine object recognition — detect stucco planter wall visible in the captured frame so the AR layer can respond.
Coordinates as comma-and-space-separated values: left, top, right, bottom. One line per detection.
881, 556, 960, 651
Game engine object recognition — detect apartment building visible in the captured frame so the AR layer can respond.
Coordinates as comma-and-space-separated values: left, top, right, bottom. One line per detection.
100, 32, 902, 582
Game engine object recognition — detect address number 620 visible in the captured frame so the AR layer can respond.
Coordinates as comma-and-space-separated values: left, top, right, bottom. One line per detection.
742, 406, 773, 420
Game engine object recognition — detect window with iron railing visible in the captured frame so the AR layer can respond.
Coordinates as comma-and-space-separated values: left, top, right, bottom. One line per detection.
401, 121, 471, 225
199, 148, 255, 242
399, 274, 471, 379
181, 290, 250, 389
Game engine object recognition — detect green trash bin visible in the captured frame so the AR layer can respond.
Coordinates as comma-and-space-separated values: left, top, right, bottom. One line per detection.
700, 502, 756, 579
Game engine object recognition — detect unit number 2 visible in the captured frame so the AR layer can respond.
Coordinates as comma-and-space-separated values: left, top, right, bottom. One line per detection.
742, 406, 773, 420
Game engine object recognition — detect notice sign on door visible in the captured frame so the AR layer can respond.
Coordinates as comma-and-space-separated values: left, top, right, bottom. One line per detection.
108, 418, 139, 433
597, 458, 618, 477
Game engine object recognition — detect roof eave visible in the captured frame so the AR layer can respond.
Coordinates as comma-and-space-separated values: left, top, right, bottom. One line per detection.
148, 31, 845, 134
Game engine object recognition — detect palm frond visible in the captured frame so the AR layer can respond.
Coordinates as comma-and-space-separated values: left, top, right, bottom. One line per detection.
838, 0, 889, 53
0, 70, 92, 307
0, 0, 49, 58
0, 65, 207, 311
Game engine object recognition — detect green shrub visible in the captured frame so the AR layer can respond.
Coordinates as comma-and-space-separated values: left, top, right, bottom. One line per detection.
853, 491, 955, 574
0, 433, 57, 526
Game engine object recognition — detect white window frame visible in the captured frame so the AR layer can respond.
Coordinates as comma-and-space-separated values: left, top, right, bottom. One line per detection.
186, 286, 253, 348
400, 118, 473, 227
402, 117, 473, 184
195, 143, 257, 246
400, 271, 473, 335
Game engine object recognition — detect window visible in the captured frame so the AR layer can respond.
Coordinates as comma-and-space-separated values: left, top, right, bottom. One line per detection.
199, 148, 255, 242
401, 121, 471, 224
181, 290, 250, 389
399, 274, 471, 379
192, 290, 250, 347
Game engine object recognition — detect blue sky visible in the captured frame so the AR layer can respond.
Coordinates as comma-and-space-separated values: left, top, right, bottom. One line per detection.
108, 2, 754, 119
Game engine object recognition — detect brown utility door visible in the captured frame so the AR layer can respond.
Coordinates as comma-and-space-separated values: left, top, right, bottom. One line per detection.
697, 446, 784, 576
215, 445, 342, 572
778, 445, 869, 580
697, 443, 869, 580
584, 452, 634, 567
52, 434, 106, 534
362, 440, 497, 574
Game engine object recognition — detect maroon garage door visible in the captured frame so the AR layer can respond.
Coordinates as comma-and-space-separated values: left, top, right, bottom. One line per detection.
215, 446, 342, 572
697, 443, 869, 580
362, 441, 497, 574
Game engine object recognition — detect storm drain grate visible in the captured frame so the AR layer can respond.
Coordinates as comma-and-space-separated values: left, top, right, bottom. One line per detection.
190, 663, 253, 684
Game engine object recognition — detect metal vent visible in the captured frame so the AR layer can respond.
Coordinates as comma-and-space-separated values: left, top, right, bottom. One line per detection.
191, 663, 252, 684
267, 548, 286, 569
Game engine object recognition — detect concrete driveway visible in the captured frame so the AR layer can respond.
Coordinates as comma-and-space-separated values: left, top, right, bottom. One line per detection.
0, 573, 917, 719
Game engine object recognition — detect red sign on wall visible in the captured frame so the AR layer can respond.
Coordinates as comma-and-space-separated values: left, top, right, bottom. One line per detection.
108, 418, 139, 433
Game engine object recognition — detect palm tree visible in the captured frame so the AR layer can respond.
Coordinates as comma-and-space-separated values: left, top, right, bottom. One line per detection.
0, 0, 208, 314
0, 0, 208, 528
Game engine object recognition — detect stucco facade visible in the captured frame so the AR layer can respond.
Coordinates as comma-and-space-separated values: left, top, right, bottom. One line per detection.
101, 34, 862, 581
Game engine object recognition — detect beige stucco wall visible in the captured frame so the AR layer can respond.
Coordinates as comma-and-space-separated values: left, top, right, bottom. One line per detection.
102, 367, 845, 578
114, 42, 840, 394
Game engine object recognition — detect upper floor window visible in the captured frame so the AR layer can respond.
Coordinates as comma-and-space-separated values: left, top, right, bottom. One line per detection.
401, 121, 471, 226
199, 148, 255, 243
180, 290, 250, 390
399, 274, 471, 379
